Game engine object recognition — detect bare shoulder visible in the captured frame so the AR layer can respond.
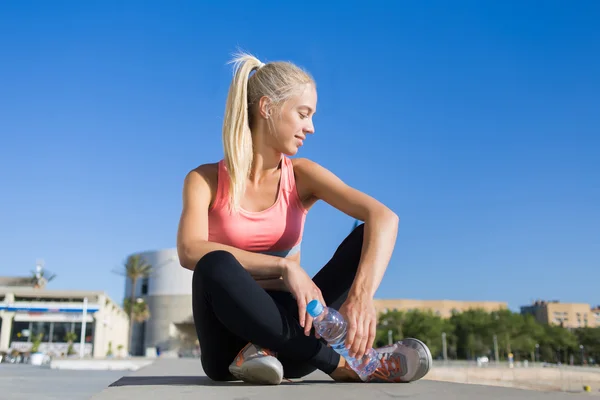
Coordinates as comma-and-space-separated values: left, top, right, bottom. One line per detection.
182, 162, 220, 208
185, 162, 219, 188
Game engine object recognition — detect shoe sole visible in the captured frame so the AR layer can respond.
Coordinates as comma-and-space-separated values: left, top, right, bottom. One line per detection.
400, 338, 433, 382
229, 356, 283, 385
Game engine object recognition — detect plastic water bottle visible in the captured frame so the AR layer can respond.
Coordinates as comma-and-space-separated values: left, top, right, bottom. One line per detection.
307, 299, 380, 380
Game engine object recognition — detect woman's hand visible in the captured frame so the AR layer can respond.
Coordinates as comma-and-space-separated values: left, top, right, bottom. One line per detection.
281, 260, 327, 336
339, 294, 377, 359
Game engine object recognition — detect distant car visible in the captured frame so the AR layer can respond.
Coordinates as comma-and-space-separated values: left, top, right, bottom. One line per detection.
477, 356, 489, 366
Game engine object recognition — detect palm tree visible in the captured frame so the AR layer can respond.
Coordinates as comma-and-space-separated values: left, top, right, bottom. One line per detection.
123, 297, 151, 323
113, 254, 152, 352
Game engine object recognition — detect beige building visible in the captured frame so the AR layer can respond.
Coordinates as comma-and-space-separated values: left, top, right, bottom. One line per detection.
593, 306, 600, 327
0, 282, 129, 358
520, 300, 597, 328
373, 298, 508, 318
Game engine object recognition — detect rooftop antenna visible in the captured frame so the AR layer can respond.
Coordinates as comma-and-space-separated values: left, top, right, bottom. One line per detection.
35, 259, 45, 280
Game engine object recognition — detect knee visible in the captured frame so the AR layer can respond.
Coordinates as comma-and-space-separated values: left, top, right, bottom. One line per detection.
194, 249, 236, 275
192, 250, 239, 286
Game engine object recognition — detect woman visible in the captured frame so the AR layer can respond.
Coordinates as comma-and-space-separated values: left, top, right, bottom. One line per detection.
176, 51, 432, 385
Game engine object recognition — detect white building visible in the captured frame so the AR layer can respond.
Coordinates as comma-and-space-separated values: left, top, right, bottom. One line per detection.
125, 248, 197, 356
0, 281, 129, 358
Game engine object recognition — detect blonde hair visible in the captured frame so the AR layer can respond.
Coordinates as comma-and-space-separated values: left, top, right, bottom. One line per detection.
222, 50, 314, 213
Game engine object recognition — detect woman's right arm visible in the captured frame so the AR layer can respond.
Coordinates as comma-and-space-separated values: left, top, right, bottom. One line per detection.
176, 167, 287, 279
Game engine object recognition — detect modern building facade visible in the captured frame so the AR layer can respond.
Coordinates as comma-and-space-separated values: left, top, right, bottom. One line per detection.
520, 300, 598, 328
125, 248, 197, 356
0, 282, 129, 358
373, 299, 508, 318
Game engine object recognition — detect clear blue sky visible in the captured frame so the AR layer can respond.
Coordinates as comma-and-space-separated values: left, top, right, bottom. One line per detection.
1, 1, 598, 311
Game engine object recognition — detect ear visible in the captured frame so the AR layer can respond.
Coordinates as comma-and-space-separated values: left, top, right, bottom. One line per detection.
258, 96, 272, 119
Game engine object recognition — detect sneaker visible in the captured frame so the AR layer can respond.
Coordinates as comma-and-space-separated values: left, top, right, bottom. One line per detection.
366, 338, 432, 383
228, 343, 284, 385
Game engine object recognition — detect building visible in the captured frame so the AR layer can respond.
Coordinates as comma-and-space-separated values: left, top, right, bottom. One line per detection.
520, 300, 597, 328
373, 299, 508, 318
0, 279, 129, 358
125, 248, 197, 356
593, 306, 600, 327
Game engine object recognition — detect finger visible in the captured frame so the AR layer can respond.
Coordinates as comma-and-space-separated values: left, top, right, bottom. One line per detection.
298, 298, 306, 328
358, 319, 371, 359
304, 307, 313, 335
314, 294, 326, 339
345, 315, 358, 356
353, 318, 368, 359
350, 323, 364, 359
367, 317, 377, 353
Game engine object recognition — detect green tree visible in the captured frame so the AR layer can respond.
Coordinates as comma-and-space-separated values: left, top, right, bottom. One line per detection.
450, 309, 494, 359
30, 333, 44, 353
376, 309, 454, 358
113, 254, 152, 351
123, 297, 151, 323
574, 327, 600, 364
64, 331, 77, 355
376, 310, 406, 347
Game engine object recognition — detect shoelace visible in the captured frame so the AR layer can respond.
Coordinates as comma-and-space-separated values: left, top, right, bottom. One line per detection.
374, 349, 402, 377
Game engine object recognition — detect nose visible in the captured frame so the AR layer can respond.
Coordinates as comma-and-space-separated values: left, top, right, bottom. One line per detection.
304, 119, 315, 135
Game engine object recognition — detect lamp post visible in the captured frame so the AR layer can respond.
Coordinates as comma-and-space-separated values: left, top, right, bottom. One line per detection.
493, 334, 499, 365
79, 297, 88, 358
442, 332, 448, 363
580, 345, 585, 365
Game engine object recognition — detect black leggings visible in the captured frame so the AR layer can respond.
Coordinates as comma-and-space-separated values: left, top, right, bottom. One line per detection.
192, 223, 364, 381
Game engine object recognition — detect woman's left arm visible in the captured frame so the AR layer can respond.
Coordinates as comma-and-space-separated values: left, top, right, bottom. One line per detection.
293, 158, 399, 359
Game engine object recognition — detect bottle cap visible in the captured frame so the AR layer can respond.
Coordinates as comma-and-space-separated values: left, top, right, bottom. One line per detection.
307, 299, 324, 317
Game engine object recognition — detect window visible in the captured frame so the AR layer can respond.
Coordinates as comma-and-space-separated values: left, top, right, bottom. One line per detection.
141, 278, 149, 295
10, 321, 31, 342
30, 321, 51, 342
52, 322, 72, 343
73, 322, 94, 343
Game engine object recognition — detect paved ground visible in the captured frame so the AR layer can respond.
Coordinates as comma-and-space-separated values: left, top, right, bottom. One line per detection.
0, 364, 127, 400
1, 359, 596, 399
90, 358, 595, 400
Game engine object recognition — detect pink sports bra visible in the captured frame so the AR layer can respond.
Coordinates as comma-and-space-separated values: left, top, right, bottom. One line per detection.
208, 156, 308, 257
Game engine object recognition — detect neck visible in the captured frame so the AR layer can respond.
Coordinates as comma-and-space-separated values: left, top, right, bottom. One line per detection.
249, 134, 282, 183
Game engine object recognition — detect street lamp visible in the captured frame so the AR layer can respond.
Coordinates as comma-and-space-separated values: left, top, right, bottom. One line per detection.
535, 343, 539, 363
580, 345, 585, 365
442, 332, 448, 363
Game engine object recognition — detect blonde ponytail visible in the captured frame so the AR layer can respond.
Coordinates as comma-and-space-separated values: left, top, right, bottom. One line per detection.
221, 50, 315, 213
222, 52, 263, 213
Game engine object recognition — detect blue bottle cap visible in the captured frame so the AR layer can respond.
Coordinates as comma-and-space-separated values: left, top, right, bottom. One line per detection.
307, 299, 324, 317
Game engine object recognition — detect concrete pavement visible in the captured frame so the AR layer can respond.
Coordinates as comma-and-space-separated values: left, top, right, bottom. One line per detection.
0, 364, 126, 400
91, 358, 596, 400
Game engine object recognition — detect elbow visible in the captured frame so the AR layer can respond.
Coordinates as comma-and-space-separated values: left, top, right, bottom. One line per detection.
368, 206, 399, 229
177, 241, 200, 271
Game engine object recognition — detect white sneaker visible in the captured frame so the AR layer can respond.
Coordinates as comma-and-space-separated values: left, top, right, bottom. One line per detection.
228, 343, 284, 385
365, 338, 433, 383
